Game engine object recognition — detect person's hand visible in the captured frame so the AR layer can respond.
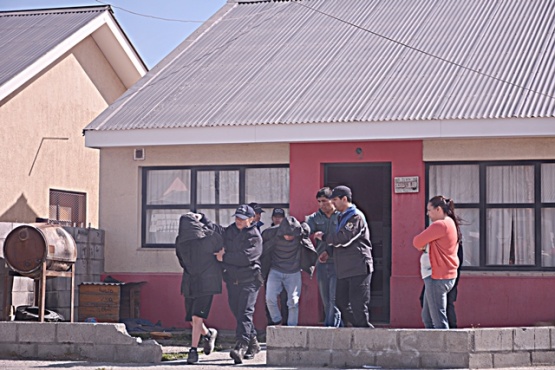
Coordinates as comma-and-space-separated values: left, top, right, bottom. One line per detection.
318, 251, 329, 263
314, 231, 324, 240
214, 248, 225, 262
187, 212, 203, 222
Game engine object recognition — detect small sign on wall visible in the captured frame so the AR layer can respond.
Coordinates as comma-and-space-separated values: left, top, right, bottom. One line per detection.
394, 176, 419, 193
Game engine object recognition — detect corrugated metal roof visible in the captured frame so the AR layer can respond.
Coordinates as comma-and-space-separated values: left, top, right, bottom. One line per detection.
0, 6, 109, 89
86, 0, 555, 132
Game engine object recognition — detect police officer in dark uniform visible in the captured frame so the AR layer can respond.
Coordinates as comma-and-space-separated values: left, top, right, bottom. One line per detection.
201, 204, 263, 364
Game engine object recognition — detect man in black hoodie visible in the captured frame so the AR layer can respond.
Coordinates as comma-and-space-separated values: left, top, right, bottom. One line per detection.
201, 205, 263, 364
261, 216, 317, 327
175, 212, 223, 364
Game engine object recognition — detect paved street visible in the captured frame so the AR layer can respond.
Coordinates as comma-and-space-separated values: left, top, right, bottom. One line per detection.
1, 348, 554, 370
0, 346, 343, 370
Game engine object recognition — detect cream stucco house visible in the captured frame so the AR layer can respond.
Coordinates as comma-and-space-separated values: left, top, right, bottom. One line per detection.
84, 0, 555, 330
0, 5, 146, 227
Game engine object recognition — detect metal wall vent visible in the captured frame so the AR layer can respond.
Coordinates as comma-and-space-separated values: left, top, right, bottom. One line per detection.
133, 148, 145, 161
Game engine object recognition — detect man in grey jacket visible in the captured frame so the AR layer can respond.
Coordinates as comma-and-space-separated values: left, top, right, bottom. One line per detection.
305, 187, 341, 327
315, 185, 374, 328
261, 217, 317, 326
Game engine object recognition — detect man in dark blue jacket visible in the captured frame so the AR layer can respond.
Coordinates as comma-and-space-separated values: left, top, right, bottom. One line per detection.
202, 204, 263, 364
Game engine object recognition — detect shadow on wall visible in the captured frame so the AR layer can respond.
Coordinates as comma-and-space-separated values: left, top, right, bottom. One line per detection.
0, 194, 39, 223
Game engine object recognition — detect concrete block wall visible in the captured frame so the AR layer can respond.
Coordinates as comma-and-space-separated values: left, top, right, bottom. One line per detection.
0, 322, 162, 363
267, 326, 555, 369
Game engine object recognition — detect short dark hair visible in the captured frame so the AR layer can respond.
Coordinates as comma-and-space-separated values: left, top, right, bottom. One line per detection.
316, 187, 332, 199
331, 185, 352, 202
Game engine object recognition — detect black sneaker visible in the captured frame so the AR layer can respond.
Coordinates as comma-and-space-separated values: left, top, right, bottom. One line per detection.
187, 348, 199, 364
202, 328, 218, 355
229, 341, 247, 364
243, 336, 260, 360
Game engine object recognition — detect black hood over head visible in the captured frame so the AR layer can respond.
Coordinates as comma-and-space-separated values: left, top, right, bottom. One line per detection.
177, 213, 208, 243
277, 216, 305, 237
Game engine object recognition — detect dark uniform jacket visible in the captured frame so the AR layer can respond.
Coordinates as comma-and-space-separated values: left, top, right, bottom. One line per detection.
175, 213, 223, 298
261, 216, 318, 280
324, 206, 373, 279
202, 216, 263, 285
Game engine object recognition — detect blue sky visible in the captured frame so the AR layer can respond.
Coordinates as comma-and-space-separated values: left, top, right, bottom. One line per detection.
0, 0, 227, 68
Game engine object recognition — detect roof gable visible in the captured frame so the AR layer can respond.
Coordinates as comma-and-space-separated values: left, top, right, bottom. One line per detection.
85, 0, 555, 135
0, 5, 147, 103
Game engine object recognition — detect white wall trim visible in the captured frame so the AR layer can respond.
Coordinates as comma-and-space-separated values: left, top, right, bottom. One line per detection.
91, 13, 147, 87
84, 117, 555, 148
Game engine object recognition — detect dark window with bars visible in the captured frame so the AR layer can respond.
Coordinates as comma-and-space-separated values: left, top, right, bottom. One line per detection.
49, 189, 86, 227
142, 165, 290, 248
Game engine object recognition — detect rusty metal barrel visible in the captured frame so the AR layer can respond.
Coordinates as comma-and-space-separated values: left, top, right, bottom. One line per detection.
3, 224, 77, 279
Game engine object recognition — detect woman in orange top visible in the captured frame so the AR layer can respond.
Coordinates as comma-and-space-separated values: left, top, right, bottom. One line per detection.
413, 195, 461, 329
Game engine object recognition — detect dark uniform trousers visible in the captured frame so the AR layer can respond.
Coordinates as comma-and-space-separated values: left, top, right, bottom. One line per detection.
227, 279, 262, 343
336, 272, 372, 327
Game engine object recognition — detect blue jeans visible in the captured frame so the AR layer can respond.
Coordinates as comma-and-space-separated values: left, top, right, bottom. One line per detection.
316, 262, 341, 327
265, 269, 301, 326
422, 276, 456, 329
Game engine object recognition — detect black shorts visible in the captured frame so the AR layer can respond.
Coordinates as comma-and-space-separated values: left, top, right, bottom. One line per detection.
184, 295, 214, 322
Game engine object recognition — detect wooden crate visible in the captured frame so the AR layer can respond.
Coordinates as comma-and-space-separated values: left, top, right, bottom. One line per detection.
78, 283, 121, 322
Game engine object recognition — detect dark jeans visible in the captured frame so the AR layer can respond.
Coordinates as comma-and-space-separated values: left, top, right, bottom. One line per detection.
317, 262, 341, 327
336, 273, 372, 327
226, 279, 261, 343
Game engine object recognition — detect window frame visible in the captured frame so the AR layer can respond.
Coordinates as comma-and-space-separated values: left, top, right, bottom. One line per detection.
141, 164, 290, 248
425, 160, 555, 271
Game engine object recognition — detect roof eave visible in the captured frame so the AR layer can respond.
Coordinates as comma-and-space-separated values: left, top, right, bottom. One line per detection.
83, 117, 555, 148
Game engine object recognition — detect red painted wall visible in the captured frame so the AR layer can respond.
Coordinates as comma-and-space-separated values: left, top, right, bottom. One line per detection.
289, 140, 426, 327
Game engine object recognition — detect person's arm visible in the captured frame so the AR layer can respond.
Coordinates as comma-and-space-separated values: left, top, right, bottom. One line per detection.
324, 215, 366, 247
175, 243, 187, 270
204, 231, 224, 254
199, 213, 226, 236
305, 213, 316, 236
413, 221, 447, 250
